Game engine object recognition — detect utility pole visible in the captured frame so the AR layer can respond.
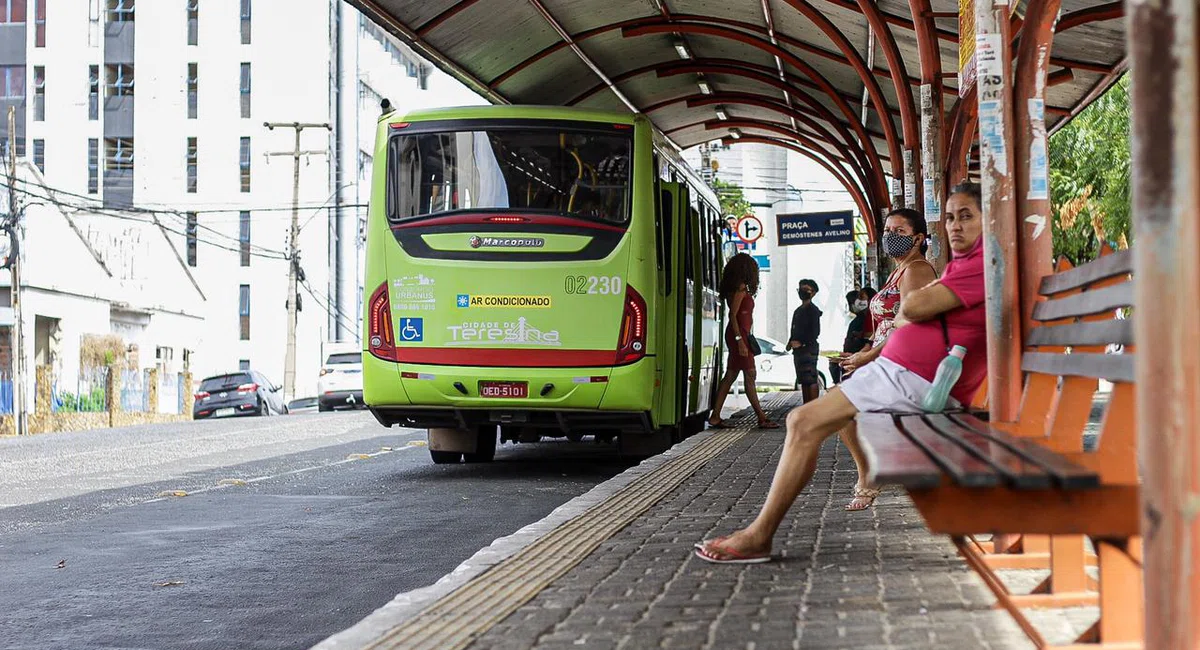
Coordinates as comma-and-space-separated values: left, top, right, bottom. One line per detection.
6, 107, 25, 435
264, 121, 330, 402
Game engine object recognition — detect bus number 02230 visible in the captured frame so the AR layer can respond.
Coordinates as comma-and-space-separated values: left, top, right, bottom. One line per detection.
565, 276, 623, 295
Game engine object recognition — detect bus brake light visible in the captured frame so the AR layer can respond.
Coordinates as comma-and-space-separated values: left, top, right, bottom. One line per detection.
368, 283, 396, 361
615, 285, 647, 365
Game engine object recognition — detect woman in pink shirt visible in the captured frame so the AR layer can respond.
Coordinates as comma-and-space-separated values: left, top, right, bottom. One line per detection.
696, 183, 988, 564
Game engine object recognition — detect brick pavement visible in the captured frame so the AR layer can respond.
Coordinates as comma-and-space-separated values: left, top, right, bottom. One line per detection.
469, 400, 1036, 650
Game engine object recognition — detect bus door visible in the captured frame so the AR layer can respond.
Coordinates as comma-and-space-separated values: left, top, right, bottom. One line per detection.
685, 205, 701, 415
655, 181, 689, 427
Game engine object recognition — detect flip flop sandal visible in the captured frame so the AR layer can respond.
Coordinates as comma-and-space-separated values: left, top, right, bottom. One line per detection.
708, 419, 730, 429
845, 487, 882, 511
694, 540, 772, 564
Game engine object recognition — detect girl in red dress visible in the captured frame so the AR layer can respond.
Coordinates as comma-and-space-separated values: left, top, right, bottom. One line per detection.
708, 253, 780, 430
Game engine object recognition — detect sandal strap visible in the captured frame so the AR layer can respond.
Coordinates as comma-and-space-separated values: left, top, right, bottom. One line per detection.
853, 487, 882, 498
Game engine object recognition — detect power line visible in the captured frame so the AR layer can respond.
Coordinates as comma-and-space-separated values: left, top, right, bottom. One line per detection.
300, 280, 358, 336
2, 182, 289, 261
5, 175, 368, 215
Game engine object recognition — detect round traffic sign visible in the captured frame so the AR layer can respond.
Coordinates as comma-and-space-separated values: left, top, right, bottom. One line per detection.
735, 215, 763, 244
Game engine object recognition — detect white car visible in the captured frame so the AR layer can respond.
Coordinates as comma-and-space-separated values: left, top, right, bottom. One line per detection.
732, 334, 828, 393
317, 344, 365, 411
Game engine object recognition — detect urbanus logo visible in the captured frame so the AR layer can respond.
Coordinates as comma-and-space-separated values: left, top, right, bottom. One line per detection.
469, 236, 545, 249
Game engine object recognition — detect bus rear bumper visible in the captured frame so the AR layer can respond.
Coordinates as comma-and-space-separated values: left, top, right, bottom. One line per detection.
369, 406, 653, 434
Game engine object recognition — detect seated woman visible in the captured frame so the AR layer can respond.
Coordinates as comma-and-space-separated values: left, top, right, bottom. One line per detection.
695, 182, 989, 564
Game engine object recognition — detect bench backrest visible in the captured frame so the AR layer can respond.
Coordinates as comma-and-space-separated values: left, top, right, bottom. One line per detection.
1011, 246, 1136, 484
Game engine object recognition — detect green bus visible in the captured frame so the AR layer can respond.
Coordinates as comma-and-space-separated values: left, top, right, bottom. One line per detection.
363, 104, 730, 463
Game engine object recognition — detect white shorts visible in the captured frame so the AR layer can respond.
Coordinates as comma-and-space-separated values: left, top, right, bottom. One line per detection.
839, 357, 961, 413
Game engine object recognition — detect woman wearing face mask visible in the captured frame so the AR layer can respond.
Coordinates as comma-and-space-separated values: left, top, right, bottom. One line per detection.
695, 183, 989, 563
830, 288, 877, 386
835, 209, 936, 510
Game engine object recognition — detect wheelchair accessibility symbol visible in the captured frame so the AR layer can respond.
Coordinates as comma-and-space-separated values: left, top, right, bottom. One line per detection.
399, 318, 423, 342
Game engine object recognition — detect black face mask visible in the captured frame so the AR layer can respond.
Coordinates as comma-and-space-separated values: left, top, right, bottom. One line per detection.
882, 231, 918, 258
798, 288, 814, 300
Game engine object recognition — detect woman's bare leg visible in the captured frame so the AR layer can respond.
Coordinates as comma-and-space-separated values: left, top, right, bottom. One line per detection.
742, 369, 772, 423
702, 389, 858, 556
839, 421, 879, 510
708, 365, 740, 424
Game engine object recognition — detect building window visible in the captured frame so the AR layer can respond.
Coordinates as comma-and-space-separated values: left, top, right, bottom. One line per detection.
32, 66, 44, 121
239, 0, 250, 44
186, 212, 197, 267
186, 137, 197, 193
239, 136, 250, 192
186, 63, 197, 119
87, 138, 98, 193
106, 0, 132, 23
33, 0, 44, 46
238, 285, 250, 340
88, 65, 99, 120
104, 137, 133, 171
0, 0, 26, 24
239, 210, 250, 266
32, 139, 43, 173
186, 0, 197, 45
238, 359, 250, 371
239, 63, 250, 118
357, 149, 372, 184
0, 66, 24, 99
105, 63, 134, 97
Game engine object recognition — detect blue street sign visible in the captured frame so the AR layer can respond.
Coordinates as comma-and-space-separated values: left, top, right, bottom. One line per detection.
775, 211, 856, 246
752, 254, 771, 272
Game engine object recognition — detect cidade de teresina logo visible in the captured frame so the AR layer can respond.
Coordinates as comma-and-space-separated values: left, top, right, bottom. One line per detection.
469, 236, 483, 249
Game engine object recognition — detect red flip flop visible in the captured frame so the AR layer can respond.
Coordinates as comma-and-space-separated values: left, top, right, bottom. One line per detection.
694, 538, 772, 564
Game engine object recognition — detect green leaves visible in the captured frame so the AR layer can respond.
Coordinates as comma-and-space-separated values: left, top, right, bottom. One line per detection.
712, 178, 752, 219
1048, 75, 1131, 265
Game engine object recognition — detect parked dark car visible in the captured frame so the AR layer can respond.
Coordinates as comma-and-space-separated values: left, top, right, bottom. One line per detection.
194, 371, 287, 419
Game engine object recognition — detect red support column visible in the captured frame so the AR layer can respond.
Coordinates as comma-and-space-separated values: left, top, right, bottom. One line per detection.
1129, 0, 1200, 644
909, 0, 949, 270
974, 0, 1022, 422
1013, 0, 1060, 340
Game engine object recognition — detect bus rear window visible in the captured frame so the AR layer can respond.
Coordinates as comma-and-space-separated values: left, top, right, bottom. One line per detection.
388, 127, 631, 224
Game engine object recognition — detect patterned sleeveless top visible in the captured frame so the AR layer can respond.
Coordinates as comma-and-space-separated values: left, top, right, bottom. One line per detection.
869, 260, 934, 345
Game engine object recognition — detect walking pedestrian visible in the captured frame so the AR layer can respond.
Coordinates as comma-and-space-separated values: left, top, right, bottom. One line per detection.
708, 253, 780, 430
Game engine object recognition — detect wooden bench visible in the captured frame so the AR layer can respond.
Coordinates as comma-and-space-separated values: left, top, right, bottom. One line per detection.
857, 247, 1142, 650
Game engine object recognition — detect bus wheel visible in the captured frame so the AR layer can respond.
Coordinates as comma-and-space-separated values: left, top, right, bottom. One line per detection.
430, 450, 463, 464
464, 425, 497, 463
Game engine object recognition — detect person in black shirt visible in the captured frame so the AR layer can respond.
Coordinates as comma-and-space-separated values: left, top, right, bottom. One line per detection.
831, 287, 877, 385
788, 279, 822, 404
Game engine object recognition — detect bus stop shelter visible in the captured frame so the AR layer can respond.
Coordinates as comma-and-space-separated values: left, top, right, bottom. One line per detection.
344, 0, 1199, 646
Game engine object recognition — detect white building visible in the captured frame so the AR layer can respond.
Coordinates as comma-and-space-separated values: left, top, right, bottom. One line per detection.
0, 0, 482, 402
685, 142, 864, 361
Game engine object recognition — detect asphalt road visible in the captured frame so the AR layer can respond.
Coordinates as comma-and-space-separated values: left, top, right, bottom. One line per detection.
0, 412, 639, 650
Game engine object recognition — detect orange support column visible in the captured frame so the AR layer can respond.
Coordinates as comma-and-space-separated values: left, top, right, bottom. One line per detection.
1013, 0, 1060, 340
1129, 0, 1200, 644
973, 0, 1022, 422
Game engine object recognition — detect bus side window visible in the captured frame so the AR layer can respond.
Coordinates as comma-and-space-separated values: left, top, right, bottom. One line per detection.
685, 207, 698, 286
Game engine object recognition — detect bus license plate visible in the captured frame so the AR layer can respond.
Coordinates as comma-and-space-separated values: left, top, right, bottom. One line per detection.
479, 382, 528, 398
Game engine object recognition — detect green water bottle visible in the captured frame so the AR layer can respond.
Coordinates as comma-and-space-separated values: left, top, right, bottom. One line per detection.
921, 345, 967, 413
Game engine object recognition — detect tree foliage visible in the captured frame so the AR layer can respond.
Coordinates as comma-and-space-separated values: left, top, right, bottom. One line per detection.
1048, 75, 1131, 265
712, 178, 752, 219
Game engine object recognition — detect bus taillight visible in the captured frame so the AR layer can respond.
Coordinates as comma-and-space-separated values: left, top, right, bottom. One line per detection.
368, 283, 396, 361
615, 285, 647, 365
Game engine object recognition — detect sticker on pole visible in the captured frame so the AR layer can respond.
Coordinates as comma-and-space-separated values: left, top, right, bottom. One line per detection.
735, 215, 764, 245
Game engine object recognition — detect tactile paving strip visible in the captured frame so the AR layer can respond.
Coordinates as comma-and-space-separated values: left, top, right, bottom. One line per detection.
366, 395, 790, 650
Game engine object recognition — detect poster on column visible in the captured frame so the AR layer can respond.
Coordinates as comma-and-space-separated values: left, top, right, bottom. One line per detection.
958, 0, 976, 97
776, 211, 855, 246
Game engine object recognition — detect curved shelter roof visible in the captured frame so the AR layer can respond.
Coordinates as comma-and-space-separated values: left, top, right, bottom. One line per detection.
347, 0, 1126, 210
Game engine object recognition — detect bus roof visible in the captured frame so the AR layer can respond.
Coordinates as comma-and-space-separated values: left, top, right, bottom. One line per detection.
385, 104, 637, 127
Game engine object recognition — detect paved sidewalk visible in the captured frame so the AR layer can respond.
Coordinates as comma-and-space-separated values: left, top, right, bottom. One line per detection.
468, 397, 1031, 650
